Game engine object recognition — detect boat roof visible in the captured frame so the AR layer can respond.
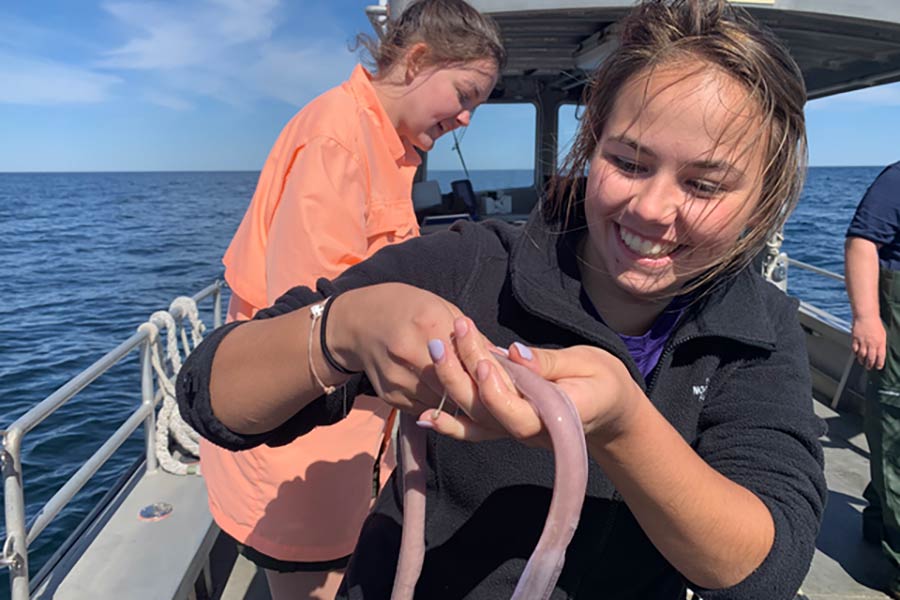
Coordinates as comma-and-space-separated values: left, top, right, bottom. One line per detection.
386, 0, 900, 101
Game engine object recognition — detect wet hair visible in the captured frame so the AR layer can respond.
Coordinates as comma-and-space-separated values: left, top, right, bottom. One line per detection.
356, 0, 506, 75
548, 0, 807, 293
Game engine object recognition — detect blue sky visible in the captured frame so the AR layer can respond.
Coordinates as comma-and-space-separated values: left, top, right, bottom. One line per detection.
1, 0, 899, 173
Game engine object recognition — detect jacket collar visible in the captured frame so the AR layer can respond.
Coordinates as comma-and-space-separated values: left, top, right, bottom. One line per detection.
508, 207, 778, 353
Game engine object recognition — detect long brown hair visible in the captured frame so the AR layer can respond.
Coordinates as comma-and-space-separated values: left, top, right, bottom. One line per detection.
357, 0, 506, 75
548, 0, 807, 293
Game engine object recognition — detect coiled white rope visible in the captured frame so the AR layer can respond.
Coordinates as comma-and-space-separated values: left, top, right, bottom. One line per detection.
139, 296, 207, 475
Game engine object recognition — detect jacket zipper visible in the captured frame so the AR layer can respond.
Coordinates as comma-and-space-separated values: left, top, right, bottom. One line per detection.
645, 334, 701, 394
645, 330, 771, 394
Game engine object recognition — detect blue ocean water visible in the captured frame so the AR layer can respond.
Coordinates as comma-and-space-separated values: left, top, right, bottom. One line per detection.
0, 166, 882, 595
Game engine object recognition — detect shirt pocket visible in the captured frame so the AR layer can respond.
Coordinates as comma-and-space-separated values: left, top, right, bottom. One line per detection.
365, 197, 419, 249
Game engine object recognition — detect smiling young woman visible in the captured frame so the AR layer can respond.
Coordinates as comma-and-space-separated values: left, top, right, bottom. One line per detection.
199, 2, 504, 598
181, 1, 824, 598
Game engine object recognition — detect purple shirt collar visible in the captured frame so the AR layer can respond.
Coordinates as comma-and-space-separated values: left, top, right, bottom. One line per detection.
582, 290, 689, 381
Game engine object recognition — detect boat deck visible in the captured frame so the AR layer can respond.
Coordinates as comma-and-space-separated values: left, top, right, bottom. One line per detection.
31, 468, 219, 600
220, 554, 268, 600
801, 400, 891, 599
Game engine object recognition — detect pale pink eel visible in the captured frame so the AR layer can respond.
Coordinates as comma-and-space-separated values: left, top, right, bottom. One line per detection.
390, 354, 589, 599
391, 411, 428, 599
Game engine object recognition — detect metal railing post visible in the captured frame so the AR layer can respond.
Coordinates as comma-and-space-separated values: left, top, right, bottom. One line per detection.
213, 283, 223, 329
2, 427, 30, 600
141, 338, 158, 473
831, 353, 857, 410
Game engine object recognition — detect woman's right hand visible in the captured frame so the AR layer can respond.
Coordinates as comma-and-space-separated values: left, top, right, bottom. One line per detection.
851, 315, 887, 370
327, 283, 472, 415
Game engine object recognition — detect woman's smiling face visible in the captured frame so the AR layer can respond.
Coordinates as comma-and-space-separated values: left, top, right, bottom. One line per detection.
581, 61, 767, 300
396, 58, 498, 151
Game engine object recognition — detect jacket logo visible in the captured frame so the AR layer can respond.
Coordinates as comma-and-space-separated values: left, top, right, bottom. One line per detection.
692, 378, 710, 403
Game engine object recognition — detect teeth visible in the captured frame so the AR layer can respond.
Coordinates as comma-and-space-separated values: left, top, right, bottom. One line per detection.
619, 227, 676, 258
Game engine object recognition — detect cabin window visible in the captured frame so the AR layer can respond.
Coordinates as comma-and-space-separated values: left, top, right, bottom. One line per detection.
557, 103, 581, 169
427, 103, 537, 193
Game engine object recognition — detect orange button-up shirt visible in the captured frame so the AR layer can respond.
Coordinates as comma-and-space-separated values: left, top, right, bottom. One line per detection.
223, 64, 421, 315
201, 65, 419, 562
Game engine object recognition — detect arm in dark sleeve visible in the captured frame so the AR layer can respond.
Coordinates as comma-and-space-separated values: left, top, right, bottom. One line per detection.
690, 304, 827, 599
175, 302, 374, 451
177, 222, 482, 450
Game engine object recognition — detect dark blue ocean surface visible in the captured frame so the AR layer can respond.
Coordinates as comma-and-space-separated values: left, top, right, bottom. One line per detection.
783, 166, 884, 321
0, 167, 881, 596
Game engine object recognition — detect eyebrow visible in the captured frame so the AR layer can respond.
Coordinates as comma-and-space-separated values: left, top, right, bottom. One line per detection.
609, 135, 744, 176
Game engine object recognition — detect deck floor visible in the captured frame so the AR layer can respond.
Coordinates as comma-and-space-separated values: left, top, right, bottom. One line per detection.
802, 400, 892, 599
220, 553, 270, 600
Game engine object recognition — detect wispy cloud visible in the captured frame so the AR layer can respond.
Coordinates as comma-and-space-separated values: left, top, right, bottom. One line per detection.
97, 0, 278, 69
244, 42, 358, 106
95, 0, 355, 108
144, 90, 193, 110
0, 13, 101, 56
0, 52, 120, 105
0, 10, 121, 106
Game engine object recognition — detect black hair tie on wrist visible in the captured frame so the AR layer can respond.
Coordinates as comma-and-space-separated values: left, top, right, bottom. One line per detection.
320, 295, 358, 375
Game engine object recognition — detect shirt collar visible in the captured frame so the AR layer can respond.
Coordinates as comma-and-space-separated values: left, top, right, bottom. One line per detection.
347, 64, 421, 167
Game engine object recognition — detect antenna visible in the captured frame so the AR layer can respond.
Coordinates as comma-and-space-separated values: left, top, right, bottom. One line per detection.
451, 129, 470, 181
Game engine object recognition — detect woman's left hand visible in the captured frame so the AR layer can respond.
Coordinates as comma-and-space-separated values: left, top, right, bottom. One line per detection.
421, 317, 643, 447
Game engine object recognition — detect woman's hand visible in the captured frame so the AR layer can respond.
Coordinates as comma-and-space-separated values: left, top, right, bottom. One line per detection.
327, 283, 484, 417
851, 315, 887, 370
504, 344, 645, 445
420, 317, 644, 446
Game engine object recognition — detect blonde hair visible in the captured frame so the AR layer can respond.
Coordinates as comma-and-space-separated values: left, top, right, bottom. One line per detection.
548, 0, 808, 293
357, 0, 506, 75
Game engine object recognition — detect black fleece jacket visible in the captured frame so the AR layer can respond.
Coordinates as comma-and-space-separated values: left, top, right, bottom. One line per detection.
178, 211, 826, 600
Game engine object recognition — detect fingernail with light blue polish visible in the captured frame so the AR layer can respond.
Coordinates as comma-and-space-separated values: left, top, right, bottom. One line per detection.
416, 419, 435, 430
428, 339, 445, 362
513, 341, 533, 361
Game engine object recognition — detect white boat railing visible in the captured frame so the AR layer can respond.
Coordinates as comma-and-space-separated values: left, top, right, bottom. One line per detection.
787, 257, 846, 283
1, 281, 225, 600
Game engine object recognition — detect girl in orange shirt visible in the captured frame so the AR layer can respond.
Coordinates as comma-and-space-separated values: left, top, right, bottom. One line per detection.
200, 1, 504, 597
